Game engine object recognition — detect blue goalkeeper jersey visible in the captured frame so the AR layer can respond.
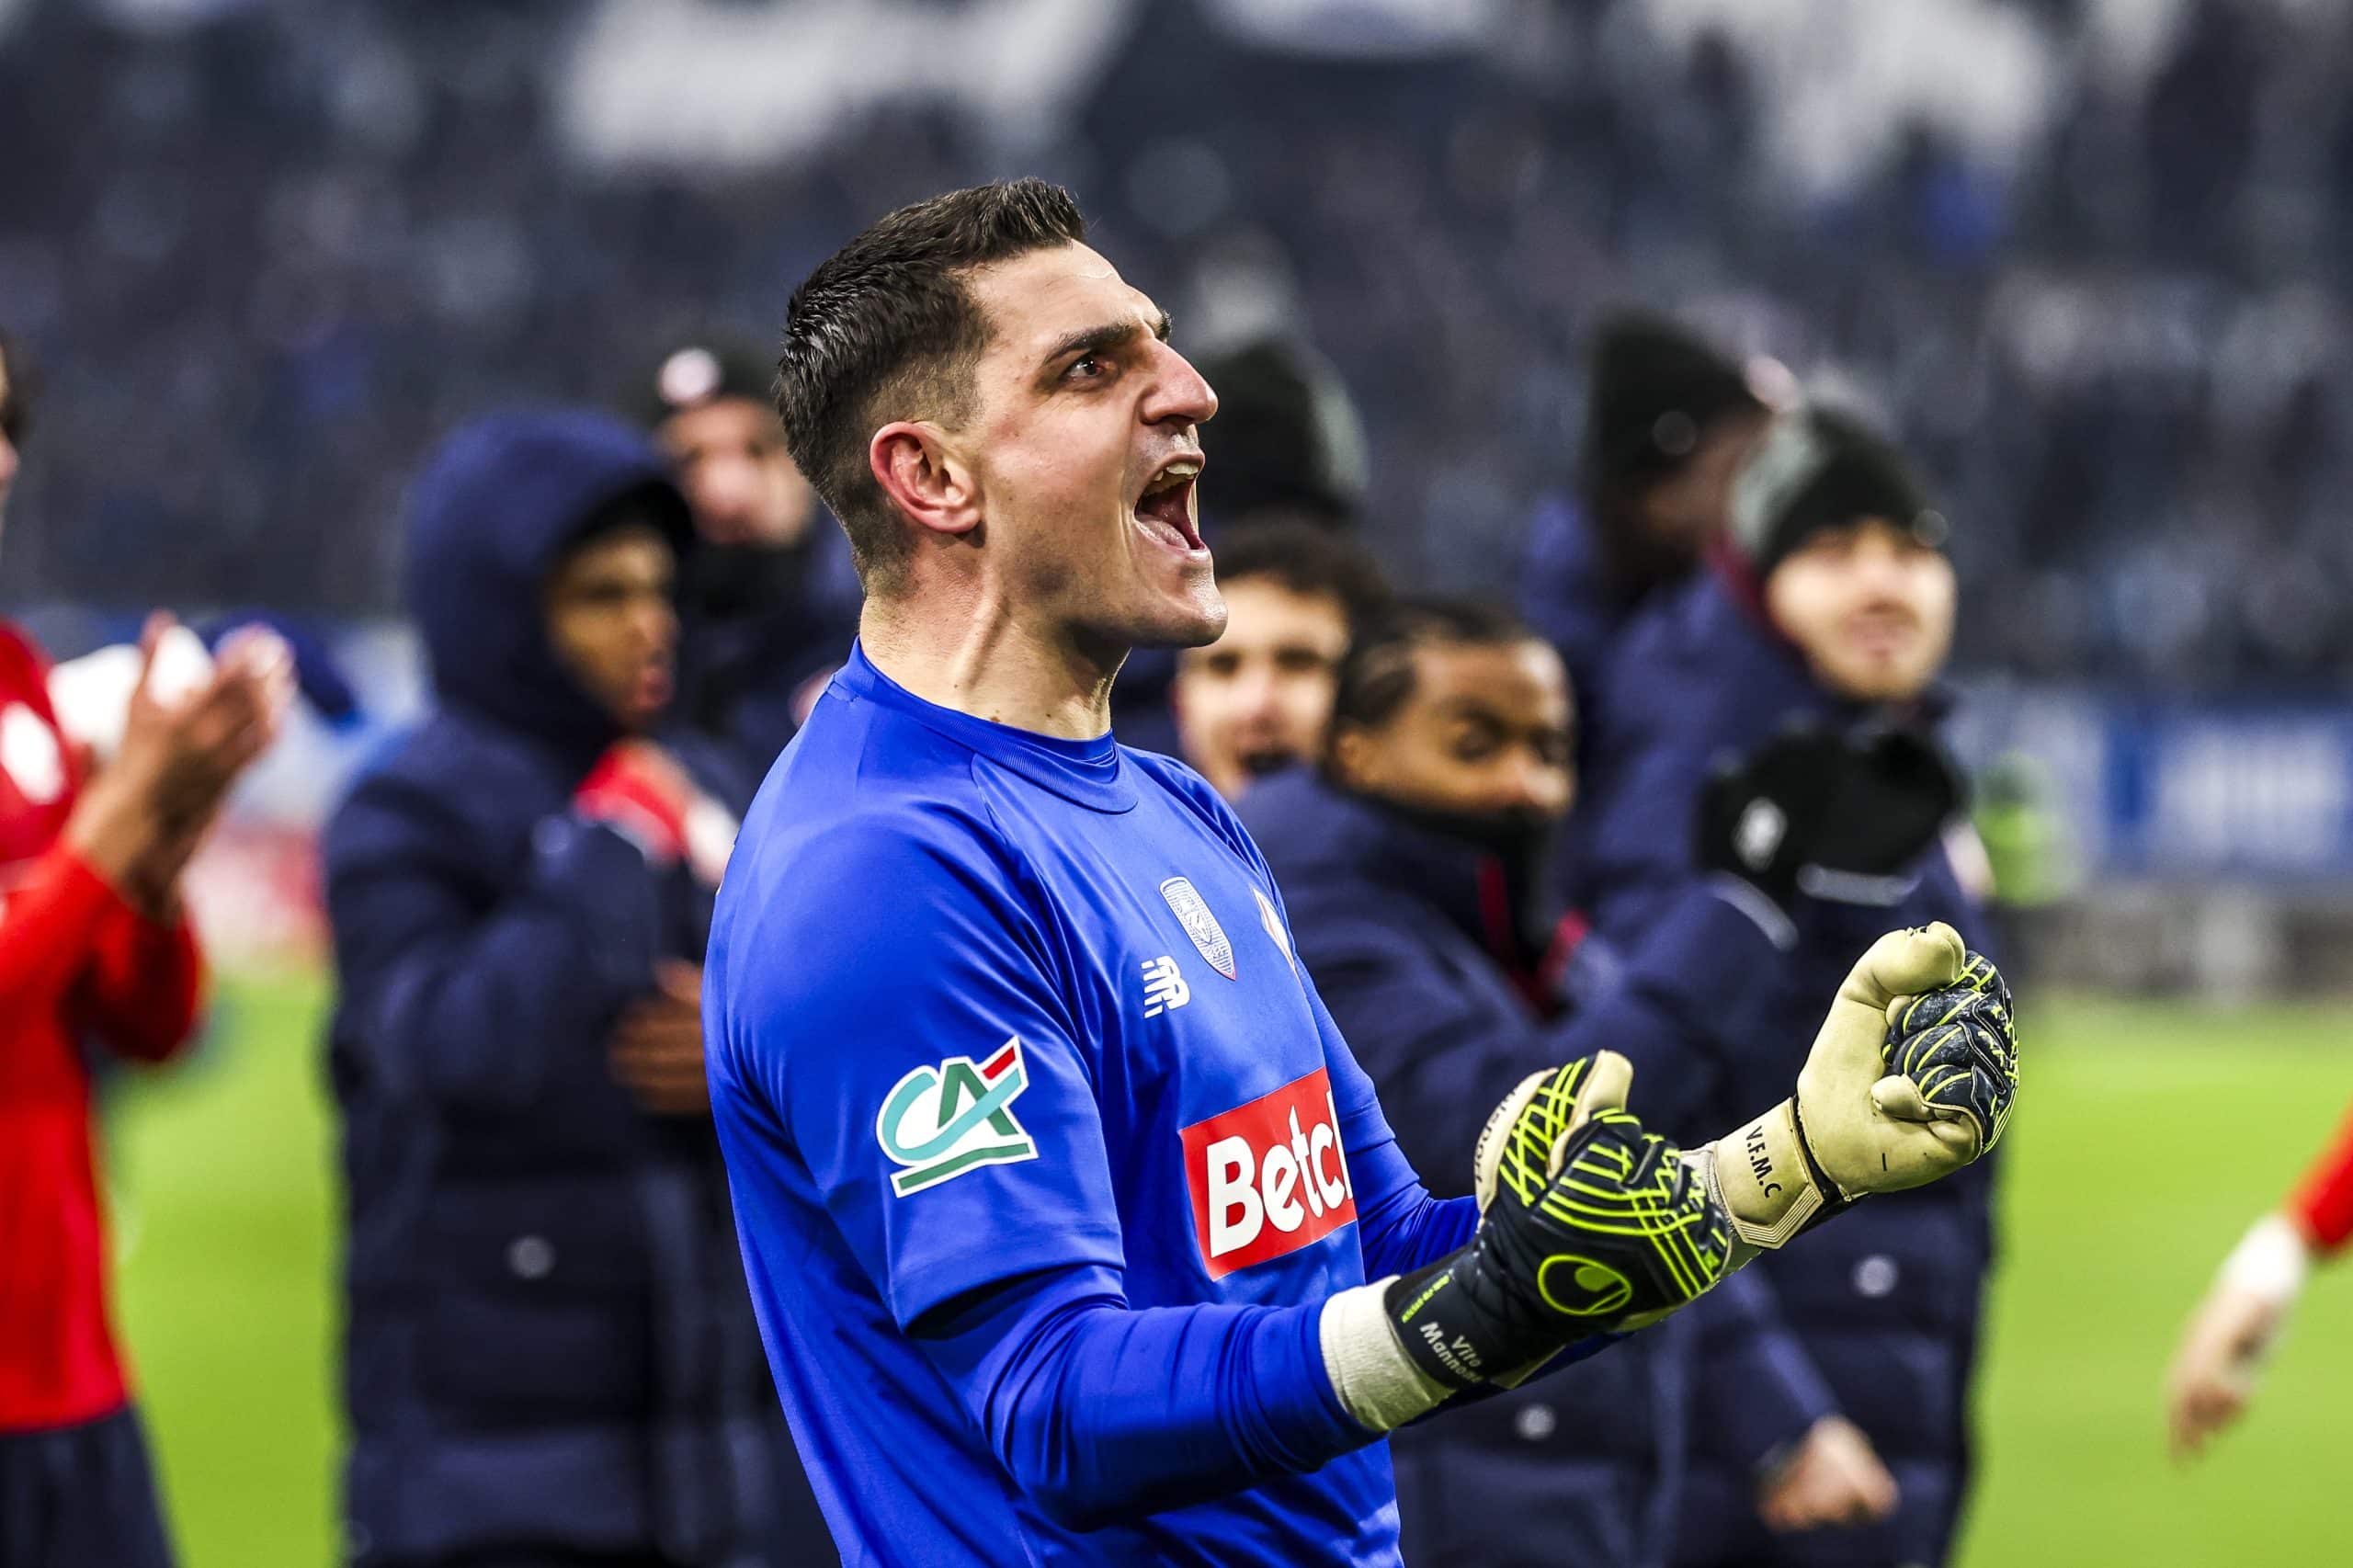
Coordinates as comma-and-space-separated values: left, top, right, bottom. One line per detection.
705, 644, 1467, 1566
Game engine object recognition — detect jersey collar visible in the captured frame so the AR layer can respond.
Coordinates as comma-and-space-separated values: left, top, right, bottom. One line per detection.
837, 643, 1139, 814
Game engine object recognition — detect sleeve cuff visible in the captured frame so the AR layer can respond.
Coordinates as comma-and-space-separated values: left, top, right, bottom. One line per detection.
1717, 1339, 1837, 1474
1615, 875, 1795, 994
2228, 1214, 2314, 1302
1701, 874, 1798, 953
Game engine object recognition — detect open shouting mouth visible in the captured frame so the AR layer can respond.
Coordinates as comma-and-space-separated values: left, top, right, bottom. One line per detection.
1135, 453, 1206, 555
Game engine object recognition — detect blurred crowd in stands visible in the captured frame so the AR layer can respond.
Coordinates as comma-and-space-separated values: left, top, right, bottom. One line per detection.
4, 0, 2350, 689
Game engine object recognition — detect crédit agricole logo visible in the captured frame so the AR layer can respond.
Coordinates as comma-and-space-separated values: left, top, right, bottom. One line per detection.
876, 1037, 1036, 1197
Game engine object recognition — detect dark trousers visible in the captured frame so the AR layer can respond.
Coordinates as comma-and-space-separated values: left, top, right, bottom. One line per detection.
0, 1405, 176, 1568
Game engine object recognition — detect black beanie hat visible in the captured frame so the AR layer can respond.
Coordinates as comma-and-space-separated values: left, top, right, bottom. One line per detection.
1728, 406, 1947, 580
1583, 311, 1765, 487
635, 335, 778, 430
1193, 336, 1369, 529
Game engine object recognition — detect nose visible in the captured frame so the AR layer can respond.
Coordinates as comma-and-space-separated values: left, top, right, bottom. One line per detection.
1502, 754, 1573, 818
1850, 530, 1912, 593
1232, 662, 1287, 722
688, 454, 759, 540
1142, 340, 1219, 428
634, 591, 678, 657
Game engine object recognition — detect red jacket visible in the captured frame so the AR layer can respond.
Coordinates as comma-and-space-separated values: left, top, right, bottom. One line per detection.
2291, 1107, 2353, 1254
0, 623, 204, 1432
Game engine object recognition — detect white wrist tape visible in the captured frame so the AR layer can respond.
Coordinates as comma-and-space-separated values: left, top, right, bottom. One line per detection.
2220, 1215, 2313, 1307
1692, 1100, 1827, 1251
1318, 1279, 1451, 1435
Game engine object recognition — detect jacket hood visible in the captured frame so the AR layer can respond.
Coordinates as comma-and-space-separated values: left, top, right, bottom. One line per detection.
402, 409, 692, 761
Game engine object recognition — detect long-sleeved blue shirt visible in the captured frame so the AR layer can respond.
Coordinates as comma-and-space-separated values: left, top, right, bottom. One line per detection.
706, 646, 1487, 1565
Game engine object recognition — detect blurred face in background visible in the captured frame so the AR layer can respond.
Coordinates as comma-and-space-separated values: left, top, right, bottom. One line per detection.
545, 522, 679, 732
948, 243, 1223, 651
657, 396, 817, 550
1634, 409, 1767, 563
1330, 637, 1575, 823
1766, 517, 1956, 704
1173, 576, 1350, 800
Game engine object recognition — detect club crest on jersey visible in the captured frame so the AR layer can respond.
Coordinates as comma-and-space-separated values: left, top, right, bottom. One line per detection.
1159, 876, 1236, 980
875, 1037, 1036, 1197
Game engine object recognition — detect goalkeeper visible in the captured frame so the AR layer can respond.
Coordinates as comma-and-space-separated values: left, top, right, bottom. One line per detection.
702, 180, 2019, 1565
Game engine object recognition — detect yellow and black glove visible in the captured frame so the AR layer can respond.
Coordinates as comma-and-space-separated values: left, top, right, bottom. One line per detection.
1381, 1054, 1732, 1392
1691, 924, 2018, 1254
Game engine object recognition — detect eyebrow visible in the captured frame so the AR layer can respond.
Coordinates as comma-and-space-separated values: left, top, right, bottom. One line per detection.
1039, 311, 1175, 372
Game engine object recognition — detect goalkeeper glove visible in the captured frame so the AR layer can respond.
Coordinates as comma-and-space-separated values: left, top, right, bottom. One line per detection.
1689, 923, 2018, 1253
1321, 1052, 1731, 1431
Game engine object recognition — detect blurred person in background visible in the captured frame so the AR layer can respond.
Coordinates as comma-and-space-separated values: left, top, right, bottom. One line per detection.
1518, 313, 1774, 910
1187, 336, 1370, 536
322, 411, 825, 1568
1519, 312, 1773, 737
640, 336, 860, 778
2168, 1103, 2353, 1460
1169, 519, 1388, 801
1238, 598, 1898, 1566
1574, 406, 1990, 1568
1114, 335, 1370, 756
0, 330, 292, 1568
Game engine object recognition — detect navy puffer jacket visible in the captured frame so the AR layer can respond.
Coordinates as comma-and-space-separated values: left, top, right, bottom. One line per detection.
1576, 570, 1997, 1568
324, 411, 823, 1566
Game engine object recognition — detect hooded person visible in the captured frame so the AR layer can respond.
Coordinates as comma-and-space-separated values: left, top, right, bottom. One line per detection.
1570, 405, 1993, 1568
638, 336, 862, 778
322, 410, 830, 1568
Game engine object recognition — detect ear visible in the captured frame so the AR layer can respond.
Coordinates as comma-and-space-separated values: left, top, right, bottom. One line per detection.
870, 422, 979, 540
1327, 724, 1372, 791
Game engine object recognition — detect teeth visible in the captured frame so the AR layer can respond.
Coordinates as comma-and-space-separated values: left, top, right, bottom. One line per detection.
1142, 460, 1201, 497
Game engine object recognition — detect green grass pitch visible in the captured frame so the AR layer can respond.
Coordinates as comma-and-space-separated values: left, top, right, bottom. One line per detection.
104, 976, 2353, 1566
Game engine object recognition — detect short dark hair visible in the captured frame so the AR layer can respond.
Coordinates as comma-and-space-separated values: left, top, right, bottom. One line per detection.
560, 480, 695, 574
1210, 520, 1392, 631
1326, 596, 1551, 743
775, 179, 1088, 588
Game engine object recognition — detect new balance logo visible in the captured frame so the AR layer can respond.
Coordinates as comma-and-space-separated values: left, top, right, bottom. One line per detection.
1141, 955, 1191, 1017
